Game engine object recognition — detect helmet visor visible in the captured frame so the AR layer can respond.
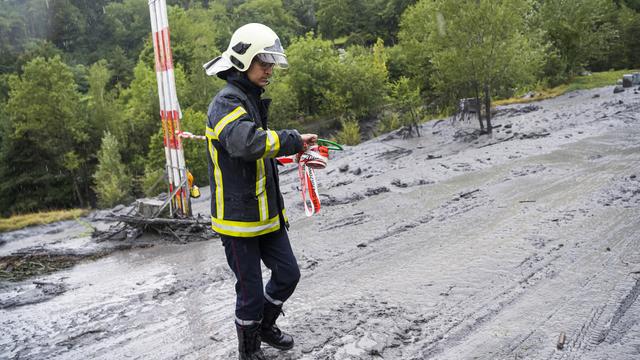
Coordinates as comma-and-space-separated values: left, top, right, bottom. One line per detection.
256, 53, 288, 69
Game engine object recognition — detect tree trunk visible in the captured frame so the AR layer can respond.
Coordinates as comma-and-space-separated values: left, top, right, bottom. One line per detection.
474, 85, 484, 131
411, 109, 421, 137
72, 177, 85, 209
484, 83, 492, 134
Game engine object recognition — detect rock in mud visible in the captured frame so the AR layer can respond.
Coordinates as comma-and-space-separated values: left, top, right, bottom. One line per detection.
365, 187, 390, 197
0, 281, 68, 309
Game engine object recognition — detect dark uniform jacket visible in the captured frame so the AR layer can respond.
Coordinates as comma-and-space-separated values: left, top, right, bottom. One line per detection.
206, 71, 303, 237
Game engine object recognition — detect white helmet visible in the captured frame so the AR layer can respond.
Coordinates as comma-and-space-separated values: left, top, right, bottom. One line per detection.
203, 23, 288, 77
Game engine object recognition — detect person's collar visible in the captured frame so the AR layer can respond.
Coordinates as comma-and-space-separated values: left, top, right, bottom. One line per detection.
226, 70, 264, 97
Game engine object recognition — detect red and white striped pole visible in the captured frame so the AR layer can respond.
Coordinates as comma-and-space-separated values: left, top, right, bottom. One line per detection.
148, 0, 191, 217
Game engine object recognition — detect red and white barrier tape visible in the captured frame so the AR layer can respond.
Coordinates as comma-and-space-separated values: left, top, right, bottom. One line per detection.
176, 130, 206, 141
278, 145, 329, 217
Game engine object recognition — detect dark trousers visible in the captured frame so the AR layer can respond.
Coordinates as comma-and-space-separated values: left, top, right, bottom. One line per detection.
221, 229, 301, 322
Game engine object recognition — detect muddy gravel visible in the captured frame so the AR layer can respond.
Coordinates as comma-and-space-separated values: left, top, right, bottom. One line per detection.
1, 85, 639, 359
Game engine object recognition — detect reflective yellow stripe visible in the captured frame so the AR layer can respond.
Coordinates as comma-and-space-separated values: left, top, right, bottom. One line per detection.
211, 215, 280, 237
214, 106, 246, 138
256, 160, 268, 221
205, 126, 217, 140
262, 130, 281, 158
208, 139, 224, 218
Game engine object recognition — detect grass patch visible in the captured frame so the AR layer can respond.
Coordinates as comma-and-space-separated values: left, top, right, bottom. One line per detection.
495, 69, 638, 106
0, 209, 90, 233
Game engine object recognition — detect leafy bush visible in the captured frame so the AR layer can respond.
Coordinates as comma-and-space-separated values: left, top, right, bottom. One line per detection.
335, 118, 361, 145
376, 112, 402, 135
389, 76, 424, 136
94, 132, 131, 208
265, 78, 300, 129
285, 33, 339, 115
322, 43, 389, 120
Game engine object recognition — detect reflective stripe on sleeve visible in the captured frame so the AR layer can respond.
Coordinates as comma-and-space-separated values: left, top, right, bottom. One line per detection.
262, 130, 281, 158
205, 126, 216, 140
256, 160, 268, 221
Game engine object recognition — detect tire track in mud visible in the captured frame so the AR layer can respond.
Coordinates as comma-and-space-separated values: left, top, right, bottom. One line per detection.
408, 203, 594, 359
554, 174, 640, 356
551, 240, 640, 360
507, 214, 640, 357
568, 278, 640, 354
417, 248, 566, 358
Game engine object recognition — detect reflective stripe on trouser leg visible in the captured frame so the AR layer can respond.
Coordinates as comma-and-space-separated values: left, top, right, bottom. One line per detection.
264, 293, 283, 306
235, 317, 261, 326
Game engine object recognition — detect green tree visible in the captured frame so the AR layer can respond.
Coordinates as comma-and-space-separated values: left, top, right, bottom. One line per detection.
1, 56, 87, 212
322, 43, 389, 121
614, 4, 640, 68
621, 0, 640, 11
168, 5, 229, 112
233, 0, 303, 45
284, 34, 339, 115
0, 2, 28, 73
283, 0, 317, 30
397, 0, 437, 92
264, 77, 300, 129
389, 76, 423, 137
533, 0, 619, 78
316, 0, 416, 45
316, 0, 366, 41
104, 0, 151, 59
45, 0, 86, 53
94, 131, 132, 208
401, 0, 545, 133
14, 40, 64, 76
117, 58, 162, 178
88, 60, 124, 156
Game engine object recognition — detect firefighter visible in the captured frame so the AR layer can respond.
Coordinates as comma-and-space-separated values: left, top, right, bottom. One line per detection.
203, 23, 317, 360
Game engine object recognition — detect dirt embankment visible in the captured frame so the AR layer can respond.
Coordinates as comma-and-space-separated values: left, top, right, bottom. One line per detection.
1, 85, 639, 360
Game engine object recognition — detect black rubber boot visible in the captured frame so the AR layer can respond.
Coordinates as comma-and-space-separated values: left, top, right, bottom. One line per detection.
236, 322, 267, 360
261, 301, 294, 350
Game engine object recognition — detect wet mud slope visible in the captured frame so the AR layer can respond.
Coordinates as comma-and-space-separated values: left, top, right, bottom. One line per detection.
1, 85, 639, 359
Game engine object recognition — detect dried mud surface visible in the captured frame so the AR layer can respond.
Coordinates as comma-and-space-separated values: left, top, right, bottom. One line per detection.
1, 86, 640, 359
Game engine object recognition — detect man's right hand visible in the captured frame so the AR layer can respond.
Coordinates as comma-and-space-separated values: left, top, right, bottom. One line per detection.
301, 133, 318, 150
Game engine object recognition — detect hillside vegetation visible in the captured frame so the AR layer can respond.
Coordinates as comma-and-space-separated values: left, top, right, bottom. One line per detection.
0, 0, 639, 214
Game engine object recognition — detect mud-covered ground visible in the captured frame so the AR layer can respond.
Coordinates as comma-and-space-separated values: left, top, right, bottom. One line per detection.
1, 85, 639, 360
